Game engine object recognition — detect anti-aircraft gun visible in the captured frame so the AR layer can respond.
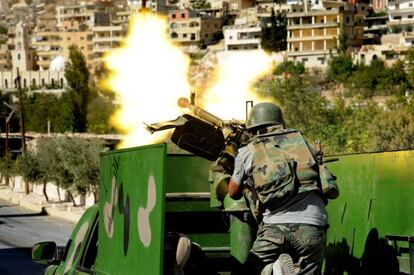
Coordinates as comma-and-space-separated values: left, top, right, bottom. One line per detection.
145, 95, 256, 264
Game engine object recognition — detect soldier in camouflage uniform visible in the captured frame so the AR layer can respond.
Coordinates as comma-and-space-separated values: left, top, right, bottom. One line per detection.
228, 102, 330, 275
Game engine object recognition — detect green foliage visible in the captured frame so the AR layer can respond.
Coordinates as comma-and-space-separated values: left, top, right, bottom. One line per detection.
256, 73, 414, 154
337, 28, 348, 55
326, 55, 353, 83
16, 137, 105, 204
25, 93, 74, 133
0, 25, 7, 35
347, 59, 409, 98
87, 91, 118, 134
273, 61, 305, 75
261, 10, 287, 52
65, 45, 90, 132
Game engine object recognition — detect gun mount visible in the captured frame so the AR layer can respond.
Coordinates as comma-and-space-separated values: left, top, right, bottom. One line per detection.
145, 96, 249, 163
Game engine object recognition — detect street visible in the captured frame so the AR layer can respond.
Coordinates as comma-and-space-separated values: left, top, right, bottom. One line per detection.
0, 198, 74, 275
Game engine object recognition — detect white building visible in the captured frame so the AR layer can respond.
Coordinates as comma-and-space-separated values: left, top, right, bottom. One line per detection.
0, 70, 66, 91
388, 0, 414, 32
11, 22, 35, 73
223, 18, 261, 51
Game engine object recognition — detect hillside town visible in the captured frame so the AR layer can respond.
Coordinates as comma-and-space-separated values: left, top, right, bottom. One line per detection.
0, 0, 412, 91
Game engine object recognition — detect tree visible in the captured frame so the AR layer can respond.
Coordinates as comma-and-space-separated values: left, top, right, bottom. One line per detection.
65, 45, 90, 132
337, 28, 348, 55
25, 93, 74, 133
0, 25, 7, 35
326, 55, 353, 83
17, 151, 50, 201
87, 92, 118, 134
273, 61, 305, 76
261, 10, 287, 52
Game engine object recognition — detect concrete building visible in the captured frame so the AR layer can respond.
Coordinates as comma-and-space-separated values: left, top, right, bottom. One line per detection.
364, 15, 388, 44
11, 22, 35, 72
353, 44, 408, 66
286, 2, 365, 68
168, 10, 223, 50
0, 70, 66, 91
56, 3, 99, 31
223, 18, 261, 50
92, 25, 126, 61
388, 0, 414, 33
0, 44, 11, 71
32, 31, 94, 70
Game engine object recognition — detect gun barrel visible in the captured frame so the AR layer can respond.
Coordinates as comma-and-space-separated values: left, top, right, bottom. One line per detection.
178, 97, 223, 128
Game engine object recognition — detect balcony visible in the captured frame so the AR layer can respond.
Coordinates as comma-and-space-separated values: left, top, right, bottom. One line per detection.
92, 36, 123, 43
93, 46, 113, 53
227, 38, 260, 46
287, 34, 336, 42
388, 7, 414, 16
288, 22, 339, 30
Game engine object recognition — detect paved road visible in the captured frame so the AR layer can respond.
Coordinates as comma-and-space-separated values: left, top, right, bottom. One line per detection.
0, 198, 74, 274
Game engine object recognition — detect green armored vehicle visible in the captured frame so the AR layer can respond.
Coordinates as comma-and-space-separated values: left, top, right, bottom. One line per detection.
32, 101, 414, 274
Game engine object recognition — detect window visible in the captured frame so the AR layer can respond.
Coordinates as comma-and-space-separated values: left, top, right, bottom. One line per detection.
61, 78, 64, 87
17, 53, 21, 60
183, 34, 187, 38
170, 22, 177, 29
42, 78, 45, 86
171, 32, 178, 39
81, 36, 85, 40
172, 14, 176, 19
317, 57, 325, 65
301, 58, 308, 64
23, 78, 26, 88
191, 33, 196, 40
181, 13, 185, 18
4, 79, 7, 88
77, 216, 99, 272
32, 78, 36, 86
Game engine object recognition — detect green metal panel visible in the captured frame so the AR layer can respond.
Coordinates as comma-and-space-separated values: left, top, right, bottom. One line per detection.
165, 155, 211, 193
325, 150, 414, 273
55, 204, 99, 275
95, 144, 167, 275
165, 154, 230, 249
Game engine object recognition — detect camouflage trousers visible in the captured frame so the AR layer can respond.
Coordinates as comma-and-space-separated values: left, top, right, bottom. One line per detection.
244, 223, 327, 275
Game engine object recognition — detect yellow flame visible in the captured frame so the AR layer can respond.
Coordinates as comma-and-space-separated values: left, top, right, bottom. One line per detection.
199, 51, 275, 121
105, 12, 276, 148
105, 13, 191, 148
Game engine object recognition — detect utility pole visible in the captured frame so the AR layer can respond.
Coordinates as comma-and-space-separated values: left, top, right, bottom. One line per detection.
16, 68, 26, 154
3, 102, 14, 188
15, 68, 28, 194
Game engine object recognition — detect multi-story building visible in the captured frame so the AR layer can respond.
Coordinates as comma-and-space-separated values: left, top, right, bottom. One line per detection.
286, 2, 365, 67
56, 3, 99, 31
223, 18, 261, 50
364, 15, 388, 44
168, 10, 223, 50
32, 31, 94, 70
92, 25, 126, 61
0, 44, 11, 71
388, 0, 414, 33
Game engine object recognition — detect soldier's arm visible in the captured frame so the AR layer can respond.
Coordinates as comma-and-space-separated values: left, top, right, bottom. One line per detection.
229, 178, 243, 200
228, 147, 249, 200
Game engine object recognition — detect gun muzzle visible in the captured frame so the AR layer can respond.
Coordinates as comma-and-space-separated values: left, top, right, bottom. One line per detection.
178, 97, 223, 128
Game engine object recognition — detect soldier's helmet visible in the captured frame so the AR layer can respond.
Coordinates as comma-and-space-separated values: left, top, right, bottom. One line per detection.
246, 102, 285, 130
